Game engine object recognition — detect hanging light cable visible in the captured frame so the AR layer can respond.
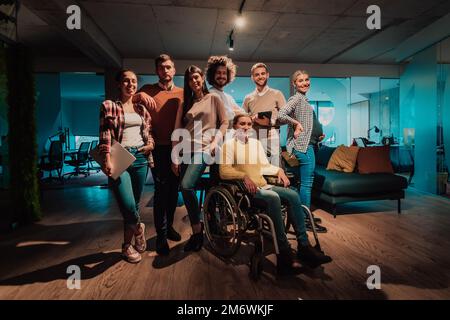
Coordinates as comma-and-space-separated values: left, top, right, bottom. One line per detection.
226, 0, 246, 52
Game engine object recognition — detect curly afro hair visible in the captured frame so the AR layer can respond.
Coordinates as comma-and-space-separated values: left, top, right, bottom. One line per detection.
205, 55, 237, 86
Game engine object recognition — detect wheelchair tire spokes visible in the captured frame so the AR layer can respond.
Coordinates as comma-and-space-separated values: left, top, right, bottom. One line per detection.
204, 186, 242, 258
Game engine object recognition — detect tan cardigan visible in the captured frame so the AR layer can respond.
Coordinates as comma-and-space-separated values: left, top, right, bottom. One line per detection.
219, 137, 280, 187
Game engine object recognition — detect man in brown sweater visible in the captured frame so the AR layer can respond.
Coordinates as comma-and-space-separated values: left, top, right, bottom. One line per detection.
242, 63, 286, 167
138, 54, 183, 255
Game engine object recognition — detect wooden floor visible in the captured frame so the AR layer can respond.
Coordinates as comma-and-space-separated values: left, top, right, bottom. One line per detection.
0, 175, 449, 300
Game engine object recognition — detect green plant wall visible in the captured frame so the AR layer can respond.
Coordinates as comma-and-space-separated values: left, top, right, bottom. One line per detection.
6, 44, 41, 223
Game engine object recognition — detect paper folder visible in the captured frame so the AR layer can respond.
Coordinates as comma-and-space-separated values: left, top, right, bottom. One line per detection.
89, 141, 136, 180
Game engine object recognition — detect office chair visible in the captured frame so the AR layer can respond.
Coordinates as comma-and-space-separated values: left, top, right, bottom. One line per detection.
39, 140, 64, 183
87, 140, 101, 173
63, 141, 91, 179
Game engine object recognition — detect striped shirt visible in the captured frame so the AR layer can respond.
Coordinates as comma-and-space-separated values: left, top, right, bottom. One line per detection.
277, 92, 313, 153
99, 100, 155, 164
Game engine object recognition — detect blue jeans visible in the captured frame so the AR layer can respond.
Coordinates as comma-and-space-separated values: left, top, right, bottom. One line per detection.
292, 145, 315, 209
110, 147, 148, 229
254, 186, 308, 251
180, 153, 209, 226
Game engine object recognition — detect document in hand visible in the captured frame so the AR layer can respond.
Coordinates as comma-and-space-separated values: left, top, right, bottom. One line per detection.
89, 141, 136, 180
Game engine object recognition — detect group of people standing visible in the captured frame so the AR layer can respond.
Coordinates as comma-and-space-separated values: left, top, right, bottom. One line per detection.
98, 54, 331, 275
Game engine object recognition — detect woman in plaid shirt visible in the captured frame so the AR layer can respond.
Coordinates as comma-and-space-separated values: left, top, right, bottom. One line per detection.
99, 70, 155, 263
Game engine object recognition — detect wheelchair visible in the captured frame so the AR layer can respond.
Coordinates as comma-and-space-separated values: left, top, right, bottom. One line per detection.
201, 171, 323, 280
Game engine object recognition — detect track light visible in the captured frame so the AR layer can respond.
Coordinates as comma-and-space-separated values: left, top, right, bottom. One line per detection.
228, 31, 234, 51
228, 38, 234, 51
235, 15, 245, 28
226, 0, 246, 52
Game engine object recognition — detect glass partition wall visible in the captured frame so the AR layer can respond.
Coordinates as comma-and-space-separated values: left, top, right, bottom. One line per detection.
437, 37, 450, 197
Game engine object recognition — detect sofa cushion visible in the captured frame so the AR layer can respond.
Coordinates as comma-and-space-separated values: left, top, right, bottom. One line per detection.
357, 146, 394, 174
327, 145, 360, 173
316, 146, 336, 167
314, 166, 408, 196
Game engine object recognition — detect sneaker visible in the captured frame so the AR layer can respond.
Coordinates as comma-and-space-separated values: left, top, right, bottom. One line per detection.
156, 236, 170, 256
297, 244, 332, 268
311, 214, 322, 224
184, 232, 203, 252
122, 243, 142, 263
305, 220, 328, 233
304, 211, 322, 224
167, 226, 181, 242
134, 223, 147, 253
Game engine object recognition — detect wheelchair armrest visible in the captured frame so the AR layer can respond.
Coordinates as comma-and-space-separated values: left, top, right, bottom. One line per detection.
219, 179, 250, 196
263, 172, 298, 187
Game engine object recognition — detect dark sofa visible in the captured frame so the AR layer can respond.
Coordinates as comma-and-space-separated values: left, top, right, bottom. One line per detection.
312, 146, 408, 217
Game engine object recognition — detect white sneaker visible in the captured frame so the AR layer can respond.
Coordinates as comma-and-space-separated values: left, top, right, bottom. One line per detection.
134, 223, 147, 253
122, 243, 142, 263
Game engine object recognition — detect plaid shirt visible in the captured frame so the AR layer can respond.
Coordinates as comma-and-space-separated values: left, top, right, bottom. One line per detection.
99, 100, 154, 165
277, 92, 313, 153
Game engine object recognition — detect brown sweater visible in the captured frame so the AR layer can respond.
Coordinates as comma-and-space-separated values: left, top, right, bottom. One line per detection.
184, 93, 229, 152
139, 83, 183, 146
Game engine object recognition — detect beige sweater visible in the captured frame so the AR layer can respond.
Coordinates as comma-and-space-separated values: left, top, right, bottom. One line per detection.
184, 93, 229, 151
242, 87, 286, 129
219, 137, 280, 187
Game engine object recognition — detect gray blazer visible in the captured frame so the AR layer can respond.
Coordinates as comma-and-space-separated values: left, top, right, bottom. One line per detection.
277, 92, 313, 153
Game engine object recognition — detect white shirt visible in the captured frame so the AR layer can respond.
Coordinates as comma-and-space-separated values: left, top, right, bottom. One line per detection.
209, 87, 239, 121
121, 112, 144, 148
255, 85, 270, 97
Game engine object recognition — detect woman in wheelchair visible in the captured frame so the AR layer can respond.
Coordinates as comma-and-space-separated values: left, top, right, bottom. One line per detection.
219, 114, 331, 274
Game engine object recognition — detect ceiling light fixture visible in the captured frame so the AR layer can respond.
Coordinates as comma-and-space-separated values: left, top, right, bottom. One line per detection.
226, 0, 246, 52
235, 15, 245, 28
228, 31, 234, 51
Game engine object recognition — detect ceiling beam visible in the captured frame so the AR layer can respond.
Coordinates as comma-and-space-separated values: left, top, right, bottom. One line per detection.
20, 0, 122, 68
394, 12, 450, 62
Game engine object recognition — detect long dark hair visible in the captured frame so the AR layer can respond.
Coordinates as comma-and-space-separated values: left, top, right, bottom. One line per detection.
183, 65, 209, 120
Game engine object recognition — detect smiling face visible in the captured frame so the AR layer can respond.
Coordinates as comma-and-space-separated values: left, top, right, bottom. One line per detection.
118, 71, 138, 98
252, 67, 269, 88
188, 72, 204, 94
157, 60, 175, 84
293, 73, 310, 94
213, 65, 228, 89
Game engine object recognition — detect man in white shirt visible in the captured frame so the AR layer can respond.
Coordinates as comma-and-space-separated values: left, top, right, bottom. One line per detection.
205, 56, 242, 123
242, 63, 286, 167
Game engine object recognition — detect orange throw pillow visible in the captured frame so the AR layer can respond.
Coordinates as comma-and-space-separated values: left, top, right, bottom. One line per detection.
357, 146, 394, 174
326, 145, 360, 173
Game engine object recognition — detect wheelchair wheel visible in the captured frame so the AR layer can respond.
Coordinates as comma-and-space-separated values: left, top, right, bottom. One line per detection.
203, 186, 242, 258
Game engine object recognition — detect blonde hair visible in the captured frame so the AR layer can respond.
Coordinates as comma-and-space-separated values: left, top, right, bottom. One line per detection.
291, 70, 309, 84
250, 63, 268, 75
232, 113, 252, 127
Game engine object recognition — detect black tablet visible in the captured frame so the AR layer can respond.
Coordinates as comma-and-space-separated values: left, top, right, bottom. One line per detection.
257, 111, 272, 119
